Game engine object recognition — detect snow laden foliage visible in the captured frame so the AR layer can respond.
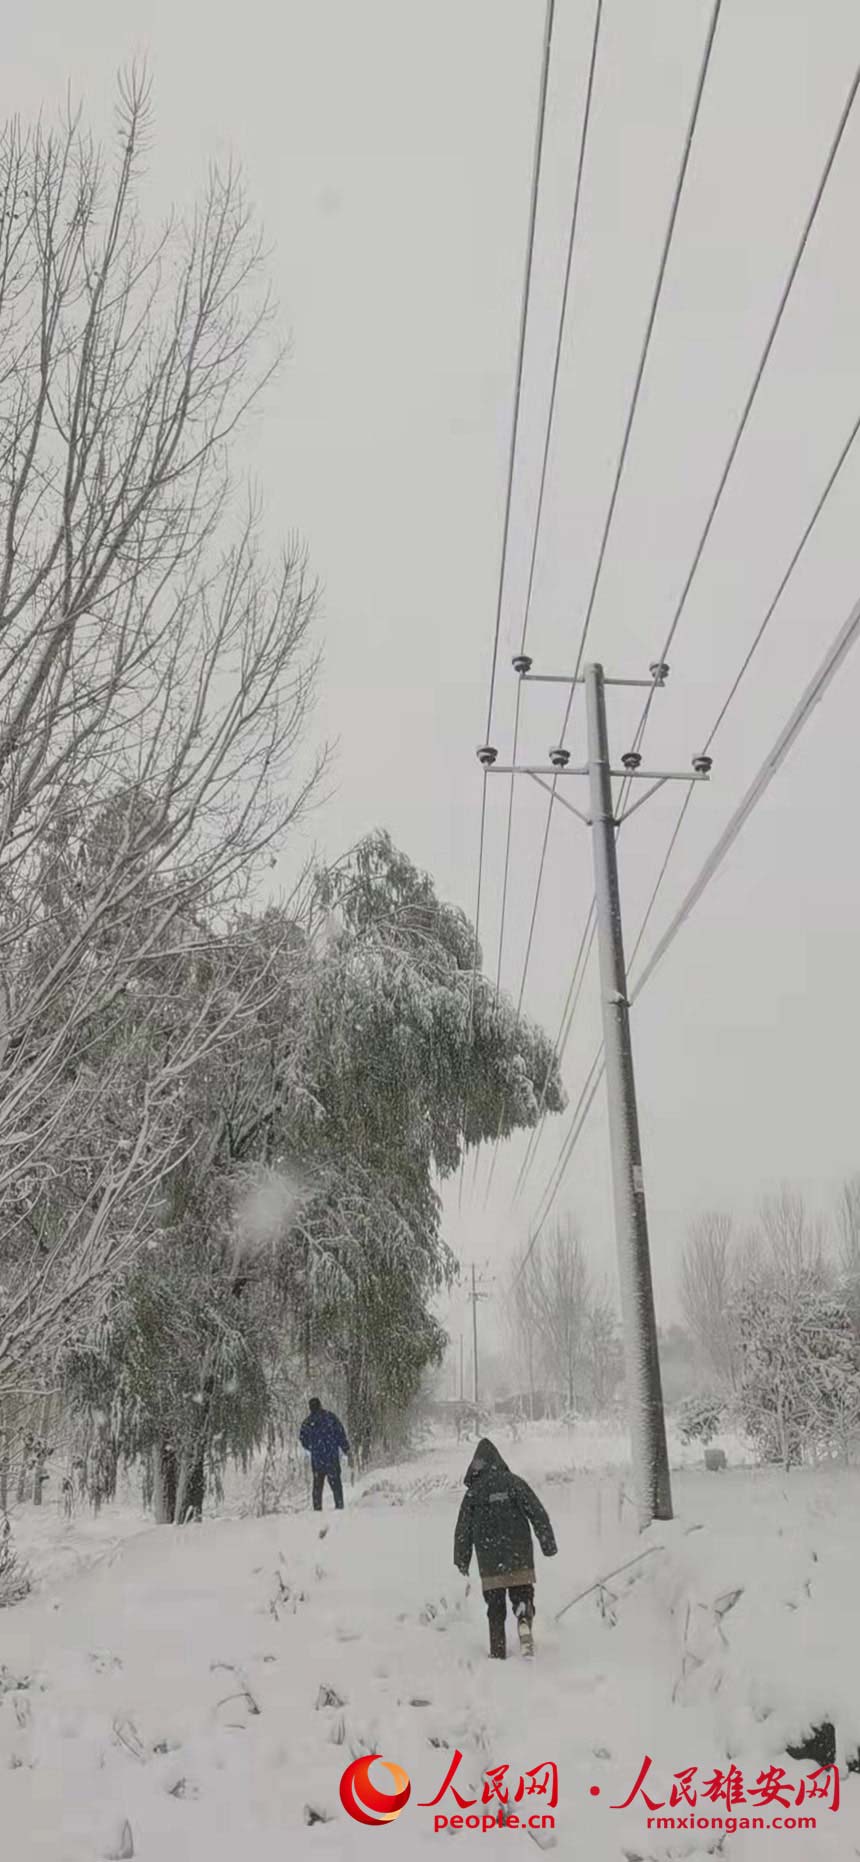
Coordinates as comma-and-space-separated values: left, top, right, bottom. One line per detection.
735, 1271, 860, 1468
0, 1512, 29, 1607
677, 1392, 726, 1445
63, 834, 566, 1513
677, 1188, 860, 1466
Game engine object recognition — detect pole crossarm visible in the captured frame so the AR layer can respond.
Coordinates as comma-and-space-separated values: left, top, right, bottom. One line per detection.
487, 763, 708, 784
520, 672, 658, 689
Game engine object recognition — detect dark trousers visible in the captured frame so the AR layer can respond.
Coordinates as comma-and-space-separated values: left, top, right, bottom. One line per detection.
312, 1463, 344, 1511
485, 1584, 534, 1653
484, 1583, 535, 1627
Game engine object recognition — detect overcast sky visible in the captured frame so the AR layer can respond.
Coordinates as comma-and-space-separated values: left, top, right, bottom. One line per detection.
7, 0, 860, 1350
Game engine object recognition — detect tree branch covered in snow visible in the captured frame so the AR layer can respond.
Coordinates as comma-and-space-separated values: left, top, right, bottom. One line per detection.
62, 833, 568, 1505
0, 73, 323, 1384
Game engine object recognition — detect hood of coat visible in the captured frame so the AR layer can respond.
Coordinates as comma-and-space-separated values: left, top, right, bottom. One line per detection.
464, 1438, 510, 1486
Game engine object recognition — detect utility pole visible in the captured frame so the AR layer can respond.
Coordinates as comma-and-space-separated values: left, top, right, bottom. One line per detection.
464, 1262, 491, 1420
478, 655, 713, 1525
584, 664, 671, 1522
471, 1263, 479, 1409
459, 1332, 464, 1402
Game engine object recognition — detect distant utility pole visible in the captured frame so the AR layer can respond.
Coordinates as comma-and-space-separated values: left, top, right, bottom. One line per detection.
479, 657, 714, 1525
459, 1332, 464, 1402
465, 1262, 491, 1414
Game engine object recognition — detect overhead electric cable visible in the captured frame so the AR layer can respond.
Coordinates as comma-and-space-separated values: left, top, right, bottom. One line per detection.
518, 55, 860, 1204
481, 1, 604, 1213
482, 0, 558, 750
488, 0, 604, 1056
510, 0, 724, 1040
519, 0, 604, 658
458, 767, 489, 1213
521, 581, 860, 1262
622, 56, 860, 774
463, 0, 557, 1204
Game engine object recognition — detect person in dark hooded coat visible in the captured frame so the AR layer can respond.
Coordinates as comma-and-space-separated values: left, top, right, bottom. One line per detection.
453, 1437, 557, 1659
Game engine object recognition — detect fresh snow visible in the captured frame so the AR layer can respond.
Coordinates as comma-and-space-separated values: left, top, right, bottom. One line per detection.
4, 1425, 859, 1859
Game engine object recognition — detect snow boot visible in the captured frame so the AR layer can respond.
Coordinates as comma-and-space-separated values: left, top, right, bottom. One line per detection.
516, 1611, 534, 1657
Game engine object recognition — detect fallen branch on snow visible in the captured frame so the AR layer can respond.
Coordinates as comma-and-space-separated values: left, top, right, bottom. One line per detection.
554, 1546, 665, 1622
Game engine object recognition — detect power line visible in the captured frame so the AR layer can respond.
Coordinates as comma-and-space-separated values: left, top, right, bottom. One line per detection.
622, 55, 860, 775
482, 0, 558, 750
488, 893, 594, 1210
493, 673, 524, 998
619, 385, 860, 1016
456, 763, 491, 1214
632, 586, 860, 1001
703, 404, 860, 752
519, 0, 604, 659
509, 0, 724, 1051
462, 0, 557, 1205
513, 902, 596, 1198
522, 580, 860, 1261
488, 0, 603, 1038
528, 1041, 604, 1237
482, 3, 603, 1208
514, 52, 860, 1199
565, 0, 725, 715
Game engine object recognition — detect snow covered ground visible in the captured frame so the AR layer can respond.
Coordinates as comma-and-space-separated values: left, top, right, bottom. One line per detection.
4, 1425, 859, 1860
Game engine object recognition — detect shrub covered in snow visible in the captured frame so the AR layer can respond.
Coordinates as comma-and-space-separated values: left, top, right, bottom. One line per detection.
735, 1269, 860, 1466
677, 1392, 726, 1445
0, 1513, 30, 1608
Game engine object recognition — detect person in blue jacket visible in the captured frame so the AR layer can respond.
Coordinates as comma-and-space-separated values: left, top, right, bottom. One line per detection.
299, 1397, 351, 1510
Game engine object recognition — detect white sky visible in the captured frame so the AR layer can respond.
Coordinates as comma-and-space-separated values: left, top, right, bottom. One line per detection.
6, 0, 860, 1344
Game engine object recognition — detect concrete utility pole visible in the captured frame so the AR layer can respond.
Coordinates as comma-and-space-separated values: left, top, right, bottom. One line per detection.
464, 1263, 491, 1417
584, 664, 671, 1522
478, 654, 714, 1525
471, 1263, 480, 1409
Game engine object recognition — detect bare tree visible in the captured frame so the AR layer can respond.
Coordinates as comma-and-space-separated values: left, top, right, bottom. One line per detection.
515, 1218, 590, 1414
679, 1212, 737, 1390
0, 74, 322, 1385
757, 1188, 829, 1276
504, 1255, 540, 1417
582, 1282, 622, 1415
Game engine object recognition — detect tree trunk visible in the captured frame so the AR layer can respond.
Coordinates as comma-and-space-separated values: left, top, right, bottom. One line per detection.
183, 1452, 205, 1523
33, 1392, 53, 1505
152, 1443, 177, 1524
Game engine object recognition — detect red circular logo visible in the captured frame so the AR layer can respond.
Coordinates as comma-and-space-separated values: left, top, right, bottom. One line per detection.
340, 1755, 411, 1826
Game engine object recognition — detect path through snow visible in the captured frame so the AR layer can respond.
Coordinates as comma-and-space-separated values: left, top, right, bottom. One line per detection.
3, 1430, 859, 1860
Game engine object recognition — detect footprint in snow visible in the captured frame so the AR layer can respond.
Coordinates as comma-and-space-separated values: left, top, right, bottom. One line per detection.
89, 1653, 123, 1676
303, 1805, 332, 1826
